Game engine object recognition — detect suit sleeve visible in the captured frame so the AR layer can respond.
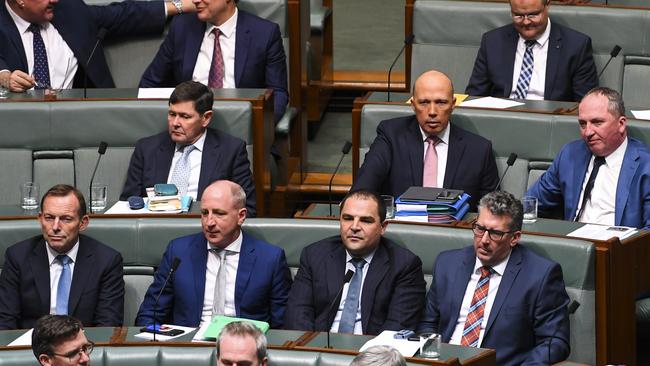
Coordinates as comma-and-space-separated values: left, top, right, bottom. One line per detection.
120, 140, 147, 200
135, 241, 176, 326
284, 248, 316, 331
523, 263, 571, 364
380, 254, 426, 332
139, 17, 179, 87
570, 36, 598, 101
525, 147, 567, 219
352, 122, 393, 194
265, 24, 288, 123
642, 173, 650, 230
417, 260, 442, 334
0, 248, 22, 330
268, 249, 293, 328
89, 0, 166, 39
465, 33, 493, 96
93, 250, 125, 326
231, 140, 257, 217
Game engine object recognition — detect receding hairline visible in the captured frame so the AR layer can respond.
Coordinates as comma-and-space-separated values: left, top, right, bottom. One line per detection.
412, 70, 455, 97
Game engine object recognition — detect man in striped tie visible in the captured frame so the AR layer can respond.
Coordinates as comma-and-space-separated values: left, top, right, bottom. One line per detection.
418, 190, 571, 365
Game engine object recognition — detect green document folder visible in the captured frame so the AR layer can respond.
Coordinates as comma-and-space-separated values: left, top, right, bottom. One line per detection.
203, 316, 270, 340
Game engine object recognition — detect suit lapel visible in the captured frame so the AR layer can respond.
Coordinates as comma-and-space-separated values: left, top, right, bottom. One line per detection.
30, 239, 51, 315
615, 140, 639, 225
234, 13, 250, 87
197, 129, 221, 200
234, 233, 256, 317
503, 26, 519, 97
446, 248, 474, 339
0, 4, 28, 70
544, 24, 562, 99
68, 237, 92, 315
190, 234, 209, 317
408, 117, 425, 186
443, 124, 465, 188
360, 242, 389, 332
325, 243, 347, 325
484, 246, 522, 336
183, 18, 206, 81
569, 146, 593, 219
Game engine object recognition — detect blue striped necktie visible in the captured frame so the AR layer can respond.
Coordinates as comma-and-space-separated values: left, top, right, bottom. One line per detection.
513, 40, 536, 99
28, 23, 51, 89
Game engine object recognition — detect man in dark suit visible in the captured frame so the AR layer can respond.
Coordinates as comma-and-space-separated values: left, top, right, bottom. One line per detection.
285, 190, 426, 335
418, 191, 570, 365
136, 180, 292, 328
0, 0, 191, 92
527, 87, 650, 229
0, 184, 124, 330
465, 0, 598, 102
352, 70, 498, 210
139, 0, 288, 122
120, 81, 256, 216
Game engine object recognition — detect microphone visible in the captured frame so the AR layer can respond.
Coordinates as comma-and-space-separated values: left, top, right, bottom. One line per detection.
597, 45, 622, 79
496, 153, 517, 191
326, 270, 355, 348
387, 34, 415, 102
328, 141, 352, 217
547, 300, 580, 364
88, 141, 108, 212
83, 28, 108, 98
152, 257, 181, 342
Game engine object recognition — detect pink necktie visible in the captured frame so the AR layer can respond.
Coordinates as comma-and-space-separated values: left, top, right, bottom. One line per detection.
423, 136, 439, 187
208, 28, 224, 88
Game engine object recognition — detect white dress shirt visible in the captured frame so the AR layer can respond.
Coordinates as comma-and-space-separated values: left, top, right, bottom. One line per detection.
201, 231, 243, 325
576, 138, 628, 225
5, 1, 78, 89
420, 123, 450, 188
449, 254, 511, 346
166, 131, 206, 199
330, 250, 376, 334
192, 8, 238, 87
46, 241, 80, 314
509, 19, 551, 100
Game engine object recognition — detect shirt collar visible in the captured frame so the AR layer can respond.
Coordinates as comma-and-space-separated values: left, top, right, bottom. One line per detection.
206, 229, 243, 254
518, 18, 551, 47
175, 129, 207, 153
345, 248, 376, 266
474, 250, 511, 276
206, 7, 238, 39
419, 121, 450, 145
46, 239, 80, 266
603, 136, 628, 168
6, 1, 32, 35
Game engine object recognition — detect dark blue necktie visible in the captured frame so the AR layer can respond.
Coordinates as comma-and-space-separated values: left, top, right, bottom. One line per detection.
28, 23, 50, 89
55, 255, 72, 315
513, 39, 536, 99
575, 156, 606, 221
338, 257, 366, 333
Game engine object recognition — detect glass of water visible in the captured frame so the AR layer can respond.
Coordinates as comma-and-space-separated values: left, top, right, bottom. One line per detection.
0, 72, 9, 99
21, 182, 39, 210
381, 195, 395, 220
522, 196, 538, 223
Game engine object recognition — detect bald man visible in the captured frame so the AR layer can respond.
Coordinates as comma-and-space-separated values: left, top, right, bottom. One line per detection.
352, 70, 498, 210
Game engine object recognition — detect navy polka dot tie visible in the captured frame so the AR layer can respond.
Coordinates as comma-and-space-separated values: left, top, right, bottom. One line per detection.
28, 23, 51, 89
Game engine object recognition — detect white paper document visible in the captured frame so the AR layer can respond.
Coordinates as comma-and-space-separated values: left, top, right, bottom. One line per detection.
459, 97, 525, 109
192, 321, 216, 343
137, 88, 175, 99
567, 224, 637, 241
631, 110, 650, 120
133, 324, 196, 341
8, 329, 33, 346
359, 330, 421, 357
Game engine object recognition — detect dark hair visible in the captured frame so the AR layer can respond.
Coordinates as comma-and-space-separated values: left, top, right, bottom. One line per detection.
582, 86, 625, 118
40, 184, 87, 218
478, 191, 523, 231
216, 321, 267, 362
339, 190, 387, 223
169, 81, 214, 114
32, 315, 83, 359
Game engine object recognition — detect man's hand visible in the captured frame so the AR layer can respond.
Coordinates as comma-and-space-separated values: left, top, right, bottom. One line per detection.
3, 70, 35, 92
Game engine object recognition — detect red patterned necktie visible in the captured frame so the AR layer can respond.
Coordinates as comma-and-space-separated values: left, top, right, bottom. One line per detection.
461, 266, 492, 347
208, 28, 224, 88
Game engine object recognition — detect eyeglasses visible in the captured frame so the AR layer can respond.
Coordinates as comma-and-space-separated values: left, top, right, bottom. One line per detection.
511, 10, 544, 22
52, 341, 95, 363
472, 223, 515, 241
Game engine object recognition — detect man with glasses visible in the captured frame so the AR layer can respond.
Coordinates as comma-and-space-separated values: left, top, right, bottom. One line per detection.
32, 315, 94, 366
465, 0, 597, 102
418, 191, 570, 366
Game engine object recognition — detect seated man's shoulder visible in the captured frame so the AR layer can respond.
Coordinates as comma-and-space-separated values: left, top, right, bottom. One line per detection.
238, 8, 282, 31
516, 245, 560, 272
243, 233, 284, 255
208, 128, 246, 146
451, 123, 493, 147
482, 23, 516, 39
381, 236, 421, 264
136, 131, 169, 146
5, 235, 45, 256
552, 21, 592, 42
79, 234, 121, 257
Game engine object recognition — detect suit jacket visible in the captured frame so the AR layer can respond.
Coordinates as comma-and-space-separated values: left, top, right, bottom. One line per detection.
418, 246, 570, 366
351, 116, 499, 210
0, 234, 124, 330
135, 232, 292, 328
526, 138, 650, 229
284, 235, 426, 335
120, 128, 257, 217
139, 10, 288, 122
465, 21, 598, 102
0, 0, 165, 88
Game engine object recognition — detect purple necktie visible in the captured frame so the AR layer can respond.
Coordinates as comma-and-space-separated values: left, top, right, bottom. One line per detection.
208, 28, 224, 88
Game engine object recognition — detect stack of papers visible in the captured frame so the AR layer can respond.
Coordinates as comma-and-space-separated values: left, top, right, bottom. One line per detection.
568, 224, 637, 241
395, 187, 471, 224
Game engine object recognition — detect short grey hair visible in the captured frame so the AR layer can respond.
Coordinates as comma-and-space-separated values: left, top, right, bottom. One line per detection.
582, 86, 625, 118
350, 345, 406, 366
478, 191, 523, 231
215, 321, 267, 362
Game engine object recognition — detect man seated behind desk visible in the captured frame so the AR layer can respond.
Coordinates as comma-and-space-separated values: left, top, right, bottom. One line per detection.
139, 0, 288, 123
351, 70, 498, 210
465, 0, 598, 102
284, 190, 426, 335
526, 87, 650, 229
120, 80, 256, 216
418, 191, 571, 365
135, 180, 292, 328
0, 184, 124, 330
0, 0, 193, 92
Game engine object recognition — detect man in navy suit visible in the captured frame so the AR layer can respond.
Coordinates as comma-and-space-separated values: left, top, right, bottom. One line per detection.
135, 180, 292, 328
418, 191, 571, 365
352, 70, 499, 210
139, 0, 288, 122
0, 0, 191, 92
465, 0, 597, 102
120, 81, 256, 216
0, 184, 124, 330
284, 190, 426, 335
527, 87, 650, 229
